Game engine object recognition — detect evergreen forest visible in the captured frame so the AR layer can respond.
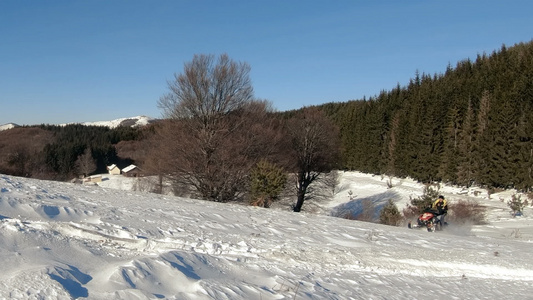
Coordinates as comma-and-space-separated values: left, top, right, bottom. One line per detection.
319, 41, 533, 191
40, 124, 141, 178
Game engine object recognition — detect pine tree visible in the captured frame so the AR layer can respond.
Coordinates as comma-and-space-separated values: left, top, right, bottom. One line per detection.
455, 99, 476, 186
384, 111, 401, 176
379, 199, 403, 226
439, 104, 461, 183
474, 90, 492, 186
249, 160, 287, 208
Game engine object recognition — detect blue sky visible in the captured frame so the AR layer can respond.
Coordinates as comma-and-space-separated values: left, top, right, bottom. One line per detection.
1, 1, 532, 125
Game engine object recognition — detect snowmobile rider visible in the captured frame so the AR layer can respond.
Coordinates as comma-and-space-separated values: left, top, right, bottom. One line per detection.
432, 195, 448, 224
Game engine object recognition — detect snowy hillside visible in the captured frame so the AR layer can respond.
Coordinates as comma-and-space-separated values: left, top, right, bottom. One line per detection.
61, 115, 156, 128
0, 172, 532, 299
0, 123, 19, 131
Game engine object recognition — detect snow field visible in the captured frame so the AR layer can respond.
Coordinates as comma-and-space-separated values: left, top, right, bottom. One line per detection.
0, 172, 532, 299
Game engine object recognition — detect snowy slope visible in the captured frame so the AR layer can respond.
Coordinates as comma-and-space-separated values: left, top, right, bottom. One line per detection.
0, 123, 19, 131
1, 172, 532, 299
60, 116, 156, 129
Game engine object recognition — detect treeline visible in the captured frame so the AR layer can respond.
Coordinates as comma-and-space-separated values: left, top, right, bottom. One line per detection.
2, 41, 532, 193
41, 124, 142, 178
320, 41, 533, 191
0, 124, 141, 180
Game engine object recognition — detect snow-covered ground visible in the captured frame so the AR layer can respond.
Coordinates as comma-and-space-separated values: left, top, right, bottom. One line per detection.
1, 171, 532, 299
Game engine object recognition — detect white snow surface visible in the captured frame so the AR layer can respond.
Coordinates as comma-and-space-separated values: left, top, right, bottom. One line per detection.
0, 123, 19, 131
1, 171, 532, 299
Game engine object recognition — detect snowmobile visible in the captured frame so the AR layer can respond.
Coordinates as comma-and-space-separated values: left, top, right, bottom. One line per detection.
408, 209, 444, 232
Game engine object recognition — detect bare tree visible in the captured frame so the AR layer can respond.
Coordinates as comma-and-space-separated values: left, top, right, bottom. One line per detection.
284, 108, 341, 212
6, 145, 30, 177
0, 127, 54, 178
158, 53, 253, 120
156, 54, 281, 202
75, 147, 96, 177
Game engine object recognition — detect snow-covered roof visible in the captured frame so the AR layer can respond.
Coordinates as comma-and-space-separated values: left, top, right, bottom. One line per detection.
122, 164, 138, 173
107, 164, 118, 170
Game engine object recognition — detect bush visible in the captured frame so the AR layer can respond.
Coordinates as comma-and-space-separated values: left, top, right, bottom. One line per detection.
507, 194, 527, 216
380, 199, 403, 226
448, 199, 487, 225
356, 199, 375, 222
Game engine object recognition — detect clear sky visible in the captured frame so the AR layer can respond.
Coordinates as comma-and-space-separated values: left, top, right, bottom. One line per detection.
1, 1, 532, 125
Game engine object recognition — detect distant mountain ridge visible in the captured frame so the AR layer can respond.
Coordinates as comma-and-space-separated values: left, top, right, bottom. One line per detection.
0, 116, 157, 132
0, 123, 19, 131
62, 115, 157, 129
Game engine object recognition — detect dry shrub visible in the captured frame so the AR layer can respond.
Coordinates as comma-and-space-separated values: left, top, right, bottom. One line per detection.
250, 196, 270, 208
341, 212, 357, 220
448, 199, 487, 225
402, 205, 420, 221
336, 199, 376, 222
356, 199, 376, 222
